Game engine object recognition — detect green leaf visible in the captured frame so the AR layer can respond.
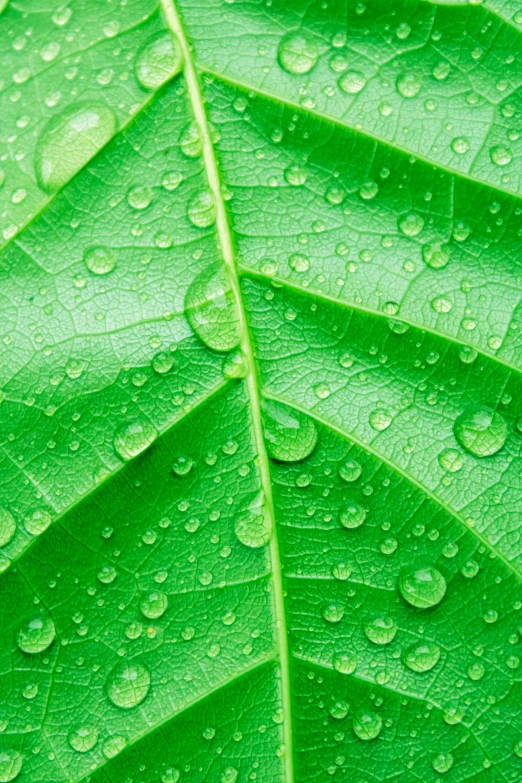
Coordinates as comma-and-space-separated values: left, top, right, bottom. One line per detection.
0, 1, 521, 782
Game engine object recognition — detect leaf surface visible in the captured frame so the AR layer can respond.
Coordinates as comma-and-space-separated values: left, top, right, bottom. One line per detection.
0, 1, 521, 783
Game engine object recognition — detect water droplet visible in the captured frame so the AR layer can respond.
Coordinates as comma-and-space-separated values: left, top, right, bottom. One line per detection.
66, 359, 85, 379
513, 740, 522, 758
451, 137, 470, 154
284, 166, 307, 186
235, 492, 272, 548
432, 753, 454, 773
339, 459, 361, 482
438, 448, 463, 473
221, 768, 238, 783
17, 612, 55, 654
369, 409, 392, 431
329, 699, 349, 719
161, 770, 180, 783
398, 212, 424, 237
352, 710, 382, 740
97, 564, 117, 584
0, 507, 16, 547
459, 346, 477, 364
467, 661, 485, 680
0, 751, 22, 783
223, 350, 247, 379
172, 456, 194, 476
323, 602, 345, 623
380, 537, 397, 555
453, 406, 506, 457
24, 509, 52, 536
402, 642, 440, 672
289, 253, 310, 272
68, 725, 99, 753
262, 400, 317, 461
135, 32, 183, 90
277, 32, 319, 75
113, 421, 157, 460
332, 562, 352, 580
423, 242, 450, 269
339, 70, 366, 94
162, 171, 183, 191
125, 622, 143, 640
84, 246, 116, 275
363, 615, 396, 645
103, 735, 127, 759
140, 591, 168, 619
185, 264, 240, 352
490, 146, 512, 166
152, 351, 174, 374
35, 103, 116, 192
22, 683, 38, 700
106, 661, 150, 708
127, 185, 152, 210
339, 503, 366, 530
333, 651, 356, 674
398, 566, 446, 609
187, 190, 215, 228
461, 559, 479, 579
397, 72, 422, 98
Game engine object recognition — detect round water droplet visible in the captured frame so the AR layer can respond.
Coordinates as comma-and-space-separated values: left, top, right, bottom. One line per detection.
172, 456, 194, 476
467, 661, 485, 680
339, 503, 366, 530
0, 751, 22, 783
461, 559, 479, 579
235, 492, 272, 548
422, 242, 450, 269
453, 406, 506, 457
333, 651, 356, 674
289, 253, 310, 272
402, 642, 440, 672
329, 699, 349, 719
451, 137, 470, 154
161, 769, 180, 783
262, 399, 317, 461
185, 263, 240, 352
152, 351, 174, 374
68, 725, 99, 753
490, 146, 512, 166
35, 102, 116, 192
24, 508, 52, 536
187, 190, 215, 228
125, 622, 143, 640
223, 350, 247, 379
162, 171, 182, 191
352, 710, 382, 740
323, 602, 344, 623
397, 72, 422, 98
277, 31, 319, 75
102, 735, 127, 759
221, 768, 238, 783
107, 661, 150, 708
513, 740, 522, 758
369, 409, 392, 431
17, 612, 55, 654
140, 591, 168, 619
339, 70, 366, 94
380, 537, 397, 555
438, 448, 463, 473
127, 185, 152, 210
432, 752, 454, 773
97, 564, 117, 584
339, 459, 361, 482
114, 421, 157, 460
364, 615, 396, 645
398, 566, 446, 609
284, 166, 307, 186
84, 246, 117, 275
398, 212, 424, 237
135, 32, 183, 91
0, 507, 16, 547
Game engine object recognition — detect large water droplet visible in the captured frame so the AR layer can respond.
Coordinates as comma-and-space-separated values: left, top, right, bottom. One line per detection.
84, 246, 116, 275
187, 190, 215, 228
140, 591, 168, 619
68, 725, 99, 753
363, 615, 396, 645
17, 612, 55, 654
262, 400, 317, 461
185, 264, 240, 352
35, 103, 116, 192
114, 421, 157, 460
235, 492, 272, 548
352, 710, 382, 740
490, 146, 512, 166
277, 31, 319, 74
0, 751, 22, 783
135, 32, 183, 91
402, 642, 440, 672
107, 661, 150, 709
0, 507, 16, 547
453, 406, 506, 457
398, 566, 447, 609
339, 503, 366, 530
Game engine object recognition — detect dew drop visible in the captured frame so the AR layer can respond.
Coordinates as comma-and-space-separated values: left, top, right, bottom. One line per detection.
402, 642, 440, 672
127, 185, 152, 210
187, 190, 215, 228
68, 725, 99, 753
490, 146, 512, 166
363, 615, 396, 645
398, 212, 424, 237
0, 507, 16, 547
235, 492, 272, 548
84, 246, 117, 275
102, 735, 127, 759
461, 559, 479, 579
24, 509, 52, 536
113, 421, 157, 460
451, 137, 470, 154
35, 103, 116, 192
432, 753, 454, 773
152, 351, 174, 374
106, 661, 150, 709
162, 171, 183, 191
339, 459, 361, 482
422, 242, 450, 269
97, 564, 117, 584
453, 406, 506, 457
339, 503, 366, 530
398, 566, 446, 609
467, 661, 485, 680
438, 448, 463, 473
277, 31, 319, 74
284, 166, 307, 186
333, 651, 356, 674
323, 602, 345, 623
289, 253, 310, 272
161, 770, 180, 783
0, 751, 22, 783
135, 32, 183, 91
262, 400, 317, 461
329, 699, 349, 719
172, 456, 194, 476
185, 263, 240, 352
17, 612, 55, 654
352, 710, 382, 740
397, 72, 422, 98
338, 70, 366, 94
140, 591, 168, 619
369, 409, 392, 431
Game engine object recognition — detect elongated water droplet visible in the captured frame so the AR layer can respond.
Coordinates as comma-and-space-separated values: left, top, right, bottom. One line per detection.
0, 752, 22, 783
364, 615, 396, 645
402, 642, 440, 672
277, 31, 319, 74
187, 190, 215, 228
0, 507, 15, 547
185, 264, 240, 352
262, 400, 317, 461
35, 103, 116, 192
84, 246, 116, 275
140, 591, 168, 619
135, 32, 183, 91
107, 661, 150, 708
17, 612, 55, 654
68, 725, 99, 753
333, 651, 356, 674
235, 492, 272, 548
114, 421, 157, 460
453, 406, 506, 457
398, 566, 446, 609
352, 710, 382, 740
339, 503, 366, 530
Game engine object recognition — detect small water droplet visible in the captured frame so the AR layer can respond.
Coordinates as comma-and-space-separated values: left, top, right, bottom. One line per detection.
97, 564, 117, 584
398, 566, 446, 609
461, 559, 479, 579
369, 409, 392, 431
423, 243, 450, 269
323, 602, 345, 623
402, 642, 440, 672
185, 264, 240, 352
17, 612, 55, 654
329, 699, 349, 719
467, 661, 485, 680
277, 32, 319, 75
113, 421, 157, 460
397, 72, 422, 98
398, 212, 424, 236
172, 456, 194, 476
451, 137, 470, 154
24, 509, 52, 536
135, 32, 183, 91
127, 185, 152, 210
453, 406, 506, 457
490, 146, 512, 166
152, 351, 174, 374
432, 752, 454, 773
438, 448, 463, 473
106, 661, 150, 708
161, 770, 180, 783
339, 459, 361, 482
